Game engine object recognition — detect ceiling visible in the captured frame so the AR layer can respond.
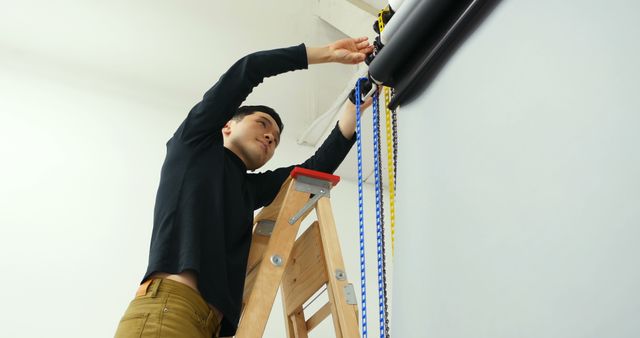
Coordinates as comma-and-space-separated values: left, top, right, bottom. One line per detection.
0, 0, 390, 183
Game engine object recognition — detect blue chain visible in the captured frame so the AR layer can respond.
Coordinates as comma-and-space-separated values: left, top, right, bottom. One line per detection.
372, 89, 387, 338
355, 78, 368, 338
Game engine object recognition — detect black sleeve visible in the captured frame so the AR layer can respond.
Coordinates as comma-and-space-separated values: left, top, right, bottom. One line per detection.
174, 44, 308, 144
249, 122, 356, 208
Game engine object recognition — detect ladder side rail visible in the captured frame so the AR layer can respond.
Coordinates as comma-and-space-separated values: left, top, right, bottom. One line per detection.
236, 181, 310, 338
316, 197, 361, 338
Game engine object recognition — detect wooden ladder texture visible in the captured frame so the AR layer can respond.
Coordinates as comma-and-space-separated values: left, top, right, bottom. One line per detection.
236, 168, 359, 338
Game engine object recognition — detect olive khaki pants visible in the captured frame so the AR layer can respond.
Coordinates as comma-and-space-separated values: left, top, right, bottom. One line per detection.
115, 278, 221, 338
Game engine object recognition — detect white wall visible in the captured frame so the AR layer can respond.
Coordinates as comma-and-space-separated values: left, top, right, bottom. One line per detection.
0, 55, 184, 337
392, 0, 640, 337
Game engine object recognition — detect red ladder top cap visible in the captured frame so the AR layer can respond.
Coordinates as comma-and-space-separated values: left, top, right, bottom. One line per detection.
290, 167, 340, 186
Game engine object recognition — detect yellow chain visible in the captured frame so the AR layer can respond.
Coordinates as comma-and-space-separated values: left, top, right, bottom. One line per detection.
378, 8, 396, 256
377, 7, 386, 34
384, 87, 395, 256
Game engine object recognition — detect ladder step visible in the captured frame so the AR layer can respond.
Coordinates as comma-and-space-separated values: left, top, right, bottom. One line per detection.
306, 302, 332, 332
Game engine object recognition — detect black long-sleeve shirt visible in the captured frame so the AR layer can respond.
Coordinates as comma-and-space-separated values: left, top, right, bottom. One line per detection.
143, 44, 356, 336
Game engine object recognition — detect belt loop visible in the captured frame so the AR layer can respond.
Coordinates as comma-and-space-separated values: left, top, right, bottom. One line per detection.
205, 309, 214, 328
136, 279, 153, 298
148, 279, 162, 298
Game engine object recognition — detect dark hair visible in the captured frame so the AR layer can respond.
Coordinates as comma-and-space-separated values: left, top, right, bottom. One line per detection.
233, 105, 284, 133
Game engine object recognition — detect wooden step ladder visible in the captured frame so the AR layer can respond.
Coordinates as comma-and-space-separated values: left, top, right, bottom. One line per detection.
236, 167, 360, 338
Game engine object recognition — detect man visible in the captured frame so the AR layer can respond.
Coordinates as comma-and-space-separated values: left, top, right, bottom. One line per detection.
115, 37, 373, 338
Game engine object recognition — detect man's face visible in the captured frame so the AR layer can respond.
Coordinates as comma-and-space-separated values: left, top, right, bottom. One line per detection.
222, 111, 281, 170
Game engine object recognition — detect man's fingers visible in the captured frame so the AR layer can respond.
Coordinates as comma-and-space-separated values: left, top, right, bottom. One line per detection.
356, 40, 371, 49
361, 46, 374, 53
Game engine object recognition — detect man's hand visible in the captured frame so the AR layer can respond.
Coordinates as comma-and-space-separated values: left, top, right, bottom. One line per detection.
328, 37, 374, 64
307, 37, 374, 65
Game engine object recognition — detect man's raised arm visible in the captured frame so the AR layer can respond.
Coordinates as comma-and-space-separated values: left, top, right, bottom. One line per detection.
175, 38, 373, 144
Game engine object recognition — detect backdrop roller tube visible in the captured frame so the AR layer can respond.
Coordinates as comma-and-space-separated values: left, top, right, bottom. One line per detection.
387, 0, 502, 109
369, 0, 502, 109
379, 0, 422, 45
369, 0, 459, 86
